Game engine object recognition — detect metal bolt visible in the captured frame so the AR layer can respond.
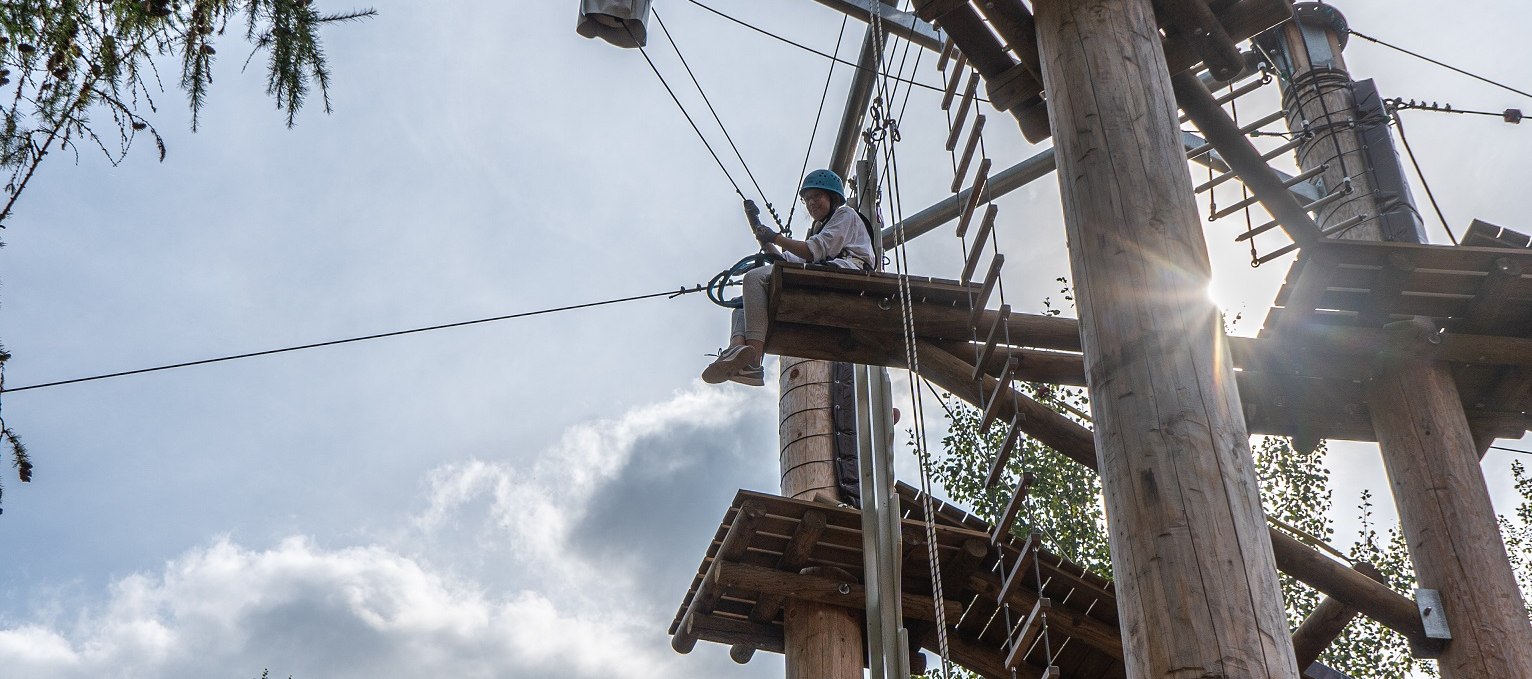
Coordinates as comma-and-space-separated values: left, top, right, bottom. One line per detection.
837, 583, 851, 595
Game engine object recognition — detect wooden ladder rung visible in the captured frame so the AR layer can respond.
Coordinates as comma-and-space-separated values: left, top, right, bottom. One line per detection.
992, 471, 1037, 542
980, 356, 1019, 434
972, 303, 1012, 382
961, 204, 1000, 283
984, 414, 1027, 490
995, 529, 1042, 603
936, 38, 956, 73
941, 54, 968, 110
1005, 596, 1053, 670
954, 158, 993, 238
968, 253, 1005, 329
951, 114, 986, 194
946, 71, 981, 151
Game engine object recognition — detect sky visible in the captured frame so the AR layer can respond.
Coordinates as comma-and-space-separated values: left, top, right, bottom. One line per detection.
0, 1, 1528, 677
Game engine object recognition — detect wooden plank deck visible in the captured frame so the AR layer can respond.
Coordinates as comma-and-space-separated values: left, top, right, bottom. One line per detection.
668, 486, 1125, 679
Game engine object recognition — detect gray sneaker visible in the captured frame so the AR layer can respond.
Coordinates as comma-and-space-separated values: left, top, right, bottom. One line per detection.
702, 346, 751, 384
728, 364, 765, 387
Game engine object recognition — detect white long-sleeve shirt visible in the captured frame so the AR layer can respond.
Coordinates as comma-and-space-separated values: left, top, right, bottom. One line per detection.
782, 204, 877, 270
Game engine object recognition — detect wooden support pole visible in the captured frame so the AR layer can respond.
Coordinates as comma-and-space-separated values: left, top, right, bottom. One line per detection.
779, 359, 864, 679
1289, 563, 1385, 669
780, 357, 844, 501
1291, 596, 1361, 670
1032, 0, 1299, 676
1366, 318, 1532, 677
784, 567, 865, 679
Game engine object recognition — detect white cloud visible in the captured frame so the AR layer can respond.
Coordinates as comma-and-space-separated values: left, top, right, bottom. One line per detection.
0, 384, 780, 679
0, 536, 677, 679
411, 382, 766, 574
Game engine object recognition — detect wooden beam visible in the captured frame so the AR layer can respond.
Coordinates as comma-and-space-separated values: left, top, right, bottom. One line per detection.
716, 561, 962, 623
1005, 597, 1053, 670
1173, 70, 1321, 247
996, 531, 1043, 605
992, 471, 1037, 541
905, 538, 991, 668
1158, 0, 1245, 81
749, 509, 830, 625
1266, 528, 1430, 648
1356, 252, 1417, 327
984, 415, 1028, 490
784, 567, 864, 679
916, 340, 1098, 470
1290, 563, 1386, 669
971, 0, 1042, 80
688, 614, 785, 654
938, 628, 1048, 679
924, 319, 1434, 648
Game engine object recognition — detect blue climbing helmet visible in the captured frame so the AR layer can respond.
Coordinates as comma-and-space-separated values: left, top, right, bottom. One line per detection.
799, 169, 844, 200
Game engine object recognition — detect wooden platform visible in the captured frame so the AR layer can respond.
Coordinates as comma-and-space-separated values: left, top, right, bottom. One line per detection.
1259, 234, 1532, 444
762, 262, 1531, 444
669, 485, 1126, 678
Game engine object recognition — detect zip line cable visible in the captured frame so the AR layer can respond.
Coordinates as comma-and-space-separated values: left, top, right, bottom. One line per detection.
628, 25, 747, 198
683, 0, 970, 102
1348, 29, 1532, 100
1490, 445, 1532, 457
786, 14, 850, 234
652, 9, 785, 229
0, 284, 714, 395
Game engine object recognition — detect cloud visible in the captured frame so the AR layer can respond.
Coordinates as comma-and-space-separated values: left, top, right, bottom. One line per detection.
0, 536, 678, 679
410, 382, 778, 591
0, 383, 784, 679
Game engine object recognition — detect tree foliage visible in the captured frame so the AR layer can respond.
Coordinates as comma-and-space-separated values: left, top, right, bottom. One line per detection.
0, 1, 372, 512
0, 0, 374, 228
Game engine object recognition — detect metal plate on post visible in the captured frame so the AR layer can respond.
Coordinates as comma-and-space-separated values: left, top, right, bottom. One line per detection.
1411, 588, 1451, 658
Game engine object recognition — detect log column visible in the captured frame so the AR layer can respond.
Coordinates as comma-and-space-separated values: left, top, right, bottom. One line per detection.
1366, 319, 1532, 678
779, 357, 863, 679
1032, 0, 1298, 676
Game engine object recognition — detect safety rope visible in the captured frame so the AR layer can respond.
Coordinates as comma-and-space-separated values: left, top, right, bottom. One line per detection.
785, 14, 850, 236
862, 9, 955, 674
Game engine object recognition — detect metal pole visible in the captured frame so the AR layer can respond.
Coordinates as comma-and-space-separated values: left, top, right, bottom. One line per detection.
870, 364, 907, 679
855, 363, 888, 678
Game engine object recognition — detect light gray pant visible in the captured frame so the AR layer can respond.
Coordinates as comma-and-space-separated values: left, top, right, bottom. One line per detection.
730, 264, 773, 342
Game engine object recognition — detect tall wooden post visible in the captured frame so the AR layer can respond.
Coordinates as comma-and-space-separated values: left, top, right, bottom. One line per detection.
779, 356, 864, 679
1366, 321, 1532, 677
1268, 5, 1532, 674
1032, 0, 1299, 677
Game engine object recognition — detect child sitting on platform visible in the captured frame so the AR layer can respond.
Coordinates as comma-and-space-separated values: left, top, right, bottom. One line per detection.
702, 169, 876, 387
